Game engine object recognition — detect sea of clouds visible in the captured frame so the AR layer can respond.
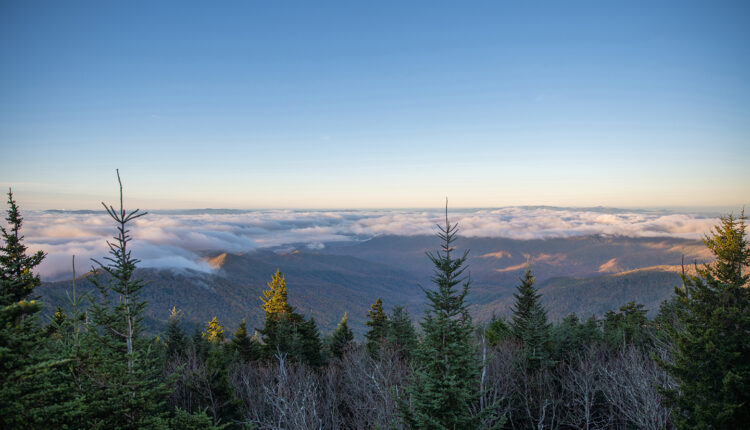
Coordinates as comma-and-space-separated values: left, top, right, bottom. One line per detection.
21, 207, 719, 280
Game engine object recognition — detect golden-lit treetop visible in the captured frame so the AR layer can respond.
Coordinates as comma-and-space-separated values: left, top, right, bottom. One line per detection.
260, 269, 293, 317
202, 316, 225, 343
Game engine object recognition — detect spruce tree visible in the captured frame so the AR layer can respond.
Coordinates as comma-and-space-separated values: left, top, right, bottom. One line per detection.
260, 269, 292, 316
365, 297, 388, 357
0, 190, 80, 429
485, 315, 511, 347
602, 301, 650, 349
330, 312, 354, 359
203, 316, 226, 344
165, 307, 188, 359
0, 189, 45, 303
258, 270, 323, 366
84, 171, 170, 429
230, 318, 261, 362
400, 203, 486, 429
510, 266, 551, 367
387, 305, 417, 359
661, 212, 750, 429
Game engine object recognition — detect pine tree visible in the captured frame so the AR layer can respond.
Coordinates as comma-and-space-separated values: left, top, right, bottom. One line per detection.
330, 312, 354, 359
165, 306, 188, 358
485, 315, 511, 347
171, 408, 229, 430
387, 305, 417, 359
84, 171, 170, 429
0, 190, 80, 429
203, 316, 226, 344
297, 316, 324, 366
46, 306, 70, 340
260, 269, 292, 316
0, 189, 45, 304
602, 302, 650, 349
510, 266, 551, 367
661, 212, 750, 429
400, 203, 487, 429
258, 270, 323, 366
365, 297, 388, 357
230, 318, 261, 362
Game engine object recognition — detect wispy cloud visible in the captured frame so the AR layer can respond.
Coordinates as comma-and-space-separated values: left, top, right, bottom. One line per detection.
18, 207, 718, 280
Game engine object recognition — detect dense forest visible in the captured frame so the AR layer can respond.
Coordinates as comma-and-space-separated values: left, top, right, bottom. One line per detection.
2, 180, 749, 429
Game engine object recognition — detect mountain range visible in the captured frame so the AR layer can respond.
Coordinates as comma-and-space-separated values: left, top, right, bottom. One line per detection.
38, 234, 709, 336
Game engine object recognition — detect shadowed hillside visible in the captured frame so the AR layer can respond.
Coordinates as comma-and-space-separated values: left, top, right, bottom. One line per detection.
39, 250, 422, 336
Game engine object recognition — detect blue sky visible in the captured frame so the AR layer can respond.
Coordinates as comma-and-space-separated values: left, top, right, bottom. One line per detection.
1, 1, 748, 209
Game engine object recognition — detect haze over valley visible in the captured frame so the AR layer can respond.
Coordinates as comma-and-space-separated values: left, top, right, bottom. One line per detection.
37, 206, 717, 333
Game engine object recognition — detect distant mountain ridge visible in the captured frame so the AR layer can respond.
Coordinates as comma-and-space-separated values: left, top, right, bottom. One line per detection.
39, 250, 422, 336
38, 235, 707, 336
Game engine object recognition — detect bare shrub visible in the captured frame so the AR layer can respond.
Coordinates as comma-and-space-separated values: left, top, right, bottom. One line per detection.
230, 354, 326, 429
599, 346, 675, 430
337, 345, 410, 429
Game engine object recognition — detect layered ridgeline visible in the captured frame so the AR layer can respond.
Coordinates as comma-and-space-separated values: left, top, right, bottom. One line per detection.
39, 250, 421, 336
39, 234, 708, 334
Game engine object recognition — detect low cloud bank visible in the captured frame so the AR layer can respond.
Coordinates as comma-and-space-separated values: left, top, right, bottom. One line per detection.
21, 207, 718, 280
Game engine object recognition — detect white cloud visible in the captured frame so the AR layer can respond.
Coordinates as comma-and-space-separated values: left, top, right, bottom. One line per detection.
17, 207, 718, 280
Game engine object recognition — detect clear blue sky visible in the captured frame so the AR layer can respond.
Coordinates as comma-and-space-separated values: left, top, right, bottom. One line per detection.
1, 1, 748, 209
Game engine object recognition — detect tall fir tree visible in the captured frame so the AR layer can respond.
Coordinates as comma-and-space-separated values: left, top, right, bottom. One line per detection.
510, 265, 551, 367
84, 171, 170, 429
661, 211, 750, 429
400, 202, 488, 429
165, 307, 188, 359
230, 318, 261, 362
485, 315, 511, 348
387, 305, 417, 359
258, 270, 323, 366
330, 312, 354, 359
0, 190, 80, 429
0, 189, 45, 303
365, 297, 388, 357
602, 301, 650, 349
203, 316, 226, 344
260, 269, 293, 316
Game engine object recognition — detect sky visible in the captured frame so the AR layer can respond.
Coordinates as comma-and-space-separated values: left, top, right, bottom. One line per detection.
1, 1, 749, 210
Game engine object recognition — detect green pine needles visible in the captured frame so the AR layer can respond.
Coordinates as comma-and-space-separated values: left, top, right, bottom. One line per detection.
401, 201, 492, 429
510, 265, 551, 367
85, 170, 171, 429
661, 211, 750, 429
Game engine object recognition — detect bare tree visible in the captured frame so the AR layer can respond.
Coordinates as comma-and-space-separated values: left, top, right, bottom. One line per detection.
599, 346, 675, 430
559, 345, 611, 430
230, 354, 326, 429
337, 345, 410, 429
475, 339, 519, 428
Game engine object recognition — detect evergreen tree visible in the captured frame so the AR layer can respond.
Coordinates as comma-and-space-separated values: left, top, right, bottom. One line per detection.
84, 171, 170, 429
258, 270, 323, 366
661, 212, 750, 429
0, 189, 45, 303
297, 316, 324, 366
485, 315, 511, 347
330, 312, 354, 359
260, 269, 292, 316
365, 297, 388, 357
230, 318, 261, 362
203, 316, 226, 344
165, 307, 188, 358
171, 408, 229, 430
602, 302, 650, 349
510, 266, 551, 367
400, 203, 487, 429
0, 190, 80, 429
387, 305, 417, 359
46, 305, 70, 340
